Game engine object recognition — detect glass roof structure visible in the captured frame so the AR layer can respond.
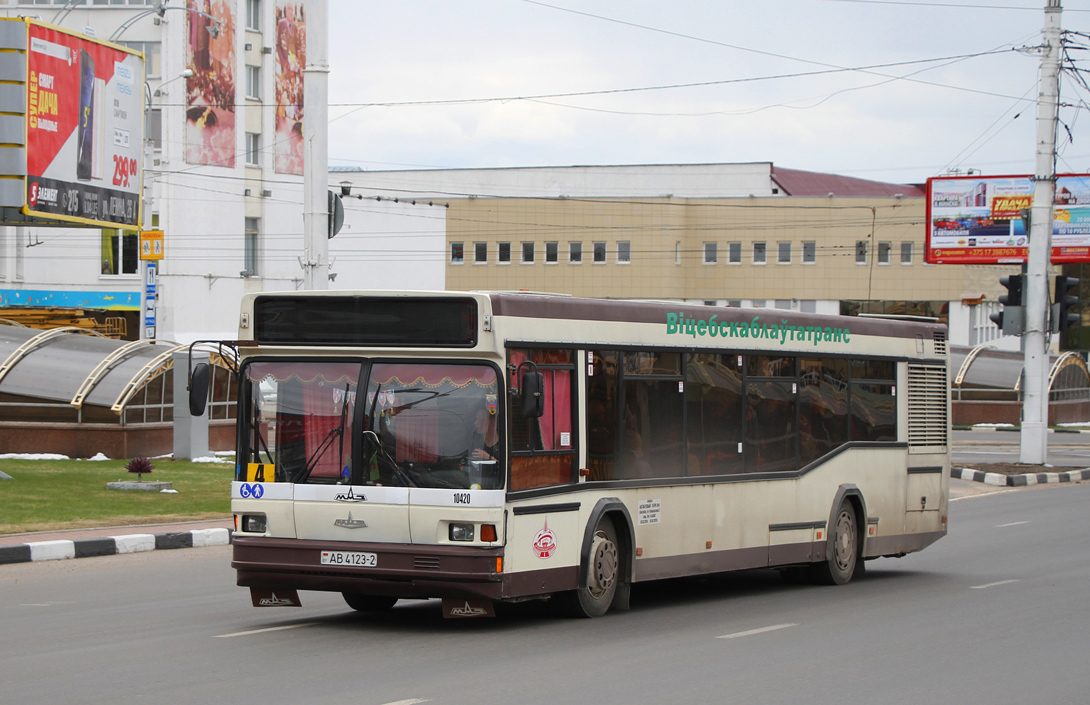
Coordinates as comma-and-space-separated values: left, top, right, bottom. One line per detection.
0, 325, 236, 425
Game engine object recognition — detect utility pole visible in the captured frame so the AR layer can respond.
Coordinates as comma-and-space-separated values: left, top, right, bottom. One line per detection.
1021, 0, 1063, 464
301, 0, 330, 290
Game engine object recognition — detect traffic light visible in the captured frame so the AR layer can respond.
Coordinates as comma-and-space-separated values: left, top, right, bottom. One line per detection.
1053, 275, 1080, 332
990, 274, 1025, 335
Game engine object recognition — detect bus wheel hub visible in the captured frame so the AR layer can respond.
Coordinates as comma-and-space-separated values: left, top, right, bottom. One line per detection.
589, 531, 618, 597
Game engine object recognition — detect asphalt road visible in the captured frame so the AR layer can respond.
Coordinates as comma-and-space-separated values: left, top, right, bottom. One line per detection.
3, 480, 1088, 705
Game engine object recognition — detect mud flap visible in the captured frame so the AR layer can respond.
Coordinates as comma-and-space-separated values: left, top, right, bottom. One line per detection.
250, 588, 302, 607
442, 598, 495, 618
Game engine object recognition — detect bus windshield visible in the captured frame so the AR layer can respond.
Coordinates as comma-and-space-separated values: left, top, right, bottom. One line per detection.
241, 360, 503, 489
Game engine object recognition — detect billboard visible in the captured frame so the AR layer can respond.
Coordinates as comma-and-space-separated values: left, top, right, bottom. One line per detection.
273, 2, 305, 175
926, 174, 1090, 264
185, 0, 236, 167
23, 21, 144, 228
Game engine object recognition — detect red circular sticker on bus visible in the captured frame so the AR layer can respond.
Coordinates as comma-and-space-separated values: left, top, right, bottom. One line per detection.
533, 519, 556, 559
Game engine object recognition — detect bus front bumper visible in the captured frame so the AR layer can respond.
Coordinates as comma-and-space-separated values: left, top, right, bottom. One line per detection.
232, 535, 506, 600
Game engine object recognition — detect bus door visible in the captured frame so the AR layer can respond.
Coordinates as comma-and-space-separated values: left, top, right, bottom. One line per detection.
239, 360, 411, 542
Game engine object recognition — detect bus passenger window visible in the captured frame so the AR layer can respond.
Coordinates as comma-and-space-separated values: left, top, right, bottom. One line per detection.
508, 349, 577, 491
686, 354, 743, 475
799, 358, 849, 467
586, 350, 619, 481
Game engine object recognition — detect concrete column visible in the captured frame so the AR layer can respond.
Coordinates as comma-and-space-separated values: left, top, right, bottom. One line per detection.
173, 350, 208, 460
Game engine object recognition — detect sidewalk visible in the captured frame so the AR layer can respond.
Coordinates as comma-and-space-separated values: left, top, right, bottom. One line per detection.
0, 518, 233, 565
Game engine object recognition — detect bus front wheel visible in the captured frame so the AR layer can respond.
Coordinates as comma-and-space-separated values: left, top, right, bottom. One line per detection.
810, 500, 859, 585
342, 593, 398, 612
565, 519, 620, 618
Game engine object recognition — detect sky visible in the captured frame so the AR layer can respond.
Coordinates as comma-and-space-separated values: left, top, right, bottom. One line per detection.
325, 0, 1090, 186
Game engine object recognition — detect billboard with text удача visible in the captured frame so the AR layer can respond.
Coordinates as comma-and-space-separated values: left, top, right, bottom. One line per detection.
926, 174, 1090, 265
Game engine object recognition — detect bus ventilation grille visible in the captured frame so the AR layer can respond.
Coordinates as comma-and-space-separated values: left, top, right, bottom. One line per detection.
907, 364, 948, 447
414, 556, 441, 571
932, 331, 948, 356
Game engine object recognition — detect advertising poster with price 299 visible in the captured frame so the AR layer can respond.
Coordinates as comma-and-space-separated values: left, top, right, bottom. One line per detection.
24, 21, 144, 228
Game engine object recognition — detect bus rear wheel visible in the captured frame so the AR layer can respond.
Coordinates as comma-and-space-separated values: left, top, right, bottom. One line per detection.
565, 519, 620, 618
342, 593, 398, 612
810, 500, 859, 585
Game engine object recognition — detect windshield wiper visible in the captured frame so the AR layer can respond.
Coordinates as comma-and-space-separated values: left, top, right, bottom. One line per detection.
362, 430, 416, 487
293, 384, 351, 484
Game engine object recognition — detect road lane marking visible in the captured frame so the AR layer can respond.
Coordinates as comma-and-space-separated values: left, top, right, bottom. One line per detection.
970, 579, 1019, 589
380, 700, 430, 705
214, 622, 318, 638
716, 623, 799, 639
996, 521, 1030, 528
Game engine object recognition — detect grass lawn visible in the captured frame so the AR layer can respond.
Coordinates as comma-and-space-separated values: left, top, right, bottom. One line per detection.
0, 457, 234, 534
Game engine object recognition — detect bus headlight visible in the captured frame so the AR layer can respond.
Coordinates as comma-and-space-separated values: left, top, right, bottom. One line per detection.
241, 514, 267, 533
449, 523, 475, 542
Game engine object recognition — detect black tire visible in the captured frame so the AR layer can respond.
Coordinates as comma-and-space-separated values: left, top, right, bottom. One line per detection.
564, 519, 621, 618
342, 592, 398, 612
810, 500, 859, 585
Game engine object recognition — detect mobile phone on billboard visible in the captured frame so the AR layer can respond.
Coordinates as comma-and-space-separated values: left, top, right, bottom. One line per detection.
77, 49, 94, 181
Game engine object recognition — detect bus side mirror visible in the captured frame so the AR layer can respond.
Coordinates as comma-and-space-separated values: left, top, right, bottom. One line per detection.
521, 371, 545, 418
189, 362, 210, 417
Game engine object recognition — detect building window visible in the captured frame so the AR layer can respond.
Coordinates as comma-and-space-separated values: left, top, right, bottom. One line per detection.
778, 241, 791, 264
802, 241, 816, 264
244, 218, 260, 276
245, 132, 260, 166
100, 229, 138, 275
675, 242, 681, 265
878, 241, 891, 265
474, 242, 487, 264
593, 242, 606, 263
774, 300, 792, 310
753, 242, 766, 264
728, 242, 741, 264
856, 241, 868, 264
704, 242, 717, 264
569, 242, 582, 263
146, 107, 162, 149
901, 241, 913, 265
246, 0, 262, 31
522, 242, 535, 264
546, 241, 558, 263
246, 65, 261, 100
617, 241, 631, 263
119, 41, 161, 78
451, 242, 464, 264
498, 242, 511, 264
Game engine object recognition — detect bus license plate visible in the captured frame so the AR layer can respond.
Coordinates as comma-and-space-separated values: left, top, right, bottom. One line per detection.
320, 550, 378, 567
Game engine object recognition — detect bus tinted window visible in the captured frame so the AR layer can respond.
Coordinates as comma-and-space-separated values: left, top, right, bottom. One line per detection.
624, 351, 681, 376
745, 380, 797, 473
254, 296, 478, 347
799, 358, 850, 466
587, 351, 619, 481
851, 382, 896, 442
748, 355, 795, 377
852, 359, 895, 381
686, 353, 743, 475
621, 378, 686, 479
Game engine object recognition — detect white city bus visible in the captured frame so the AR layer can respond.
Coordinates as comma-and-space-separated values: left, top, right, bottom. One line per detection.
200, 291, 950, 618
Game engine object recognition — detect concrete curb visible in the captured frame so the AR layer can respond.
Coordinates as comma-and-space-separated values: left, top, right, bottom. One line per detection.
0, 528, 232, 565
956, 426, 1090, 434
951, 466, 1090, 487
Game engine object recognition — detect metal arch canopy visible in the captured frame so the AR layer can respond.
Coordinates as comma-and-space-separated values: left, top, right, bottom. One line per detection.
0, 326, 106, 388
69, 339, 167, 409
108, 342, 238, 414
